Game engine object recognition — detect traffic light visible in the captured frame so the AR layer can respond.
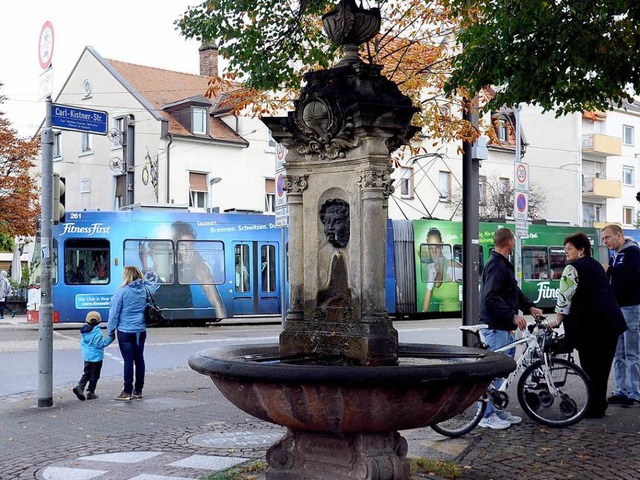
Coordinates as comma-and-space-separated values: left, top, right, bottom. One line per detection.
636, 191, 640, 203
53, 173, 66, 224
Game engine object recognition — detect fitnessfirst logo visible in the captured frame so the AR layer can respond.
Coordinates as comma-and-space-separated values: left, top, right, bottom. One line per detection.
61, 223, 111, 236
533, 281, 559, 304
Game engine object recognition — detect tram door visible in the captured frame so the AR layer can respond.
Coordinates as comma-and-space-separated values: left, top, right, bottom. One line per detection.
231, 241, 280, 315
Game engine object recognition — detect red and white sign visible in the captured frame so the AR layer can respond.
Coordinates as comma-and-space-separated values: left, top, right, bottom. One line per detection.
514, 162, 529, 192
275, 172, 287, 208
38, 21, 55, 70
275, 143, 287, 172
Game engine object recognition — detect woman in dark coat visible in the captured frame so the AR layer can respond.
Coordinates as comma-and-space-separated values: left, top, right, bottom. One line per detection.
552, 232, 627, 418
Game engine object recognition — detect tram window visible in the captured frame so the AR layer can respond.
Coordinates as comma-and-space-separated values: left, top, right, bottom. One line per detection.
522, 247, 549, 280
127, 240, 174, 284
550, 247, 567, 279
261, 244, 276, 292
452, 245, 485, 274
419, 243, 461, 283
177, 240, 224, 285
235, 244, 250, 292
29, 240, 58, 285
64, 239, 110, 285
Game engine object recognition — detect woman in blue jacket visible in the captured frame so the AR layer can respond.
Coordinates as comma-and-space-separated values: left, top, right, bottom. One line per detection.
108, 266, 155, 401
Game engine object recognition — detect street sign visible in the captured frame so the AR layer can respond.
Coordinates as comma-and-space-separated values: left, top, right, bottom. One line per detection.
275, 143, 287, 172
39, 67, 54, 100
275, 205, 289, 227
514, 192, 528, 220
514, 162, 529, 192
275, 171, 287, 208
515, 219, 528, 237
38, 21, 55, 70
52, 104, 108, 135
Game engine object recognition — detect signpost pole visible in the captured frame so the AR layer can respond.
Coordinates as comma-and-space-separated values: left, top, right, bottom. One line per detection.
513, 105, 528, 289
38, 96, 54, 407
37, 20, 55, 408
274, 144, 288, 326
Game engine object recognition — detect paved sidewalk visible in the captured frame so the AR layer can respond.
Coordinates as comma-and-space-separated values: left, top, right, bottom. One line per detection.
1, 363, 639, 480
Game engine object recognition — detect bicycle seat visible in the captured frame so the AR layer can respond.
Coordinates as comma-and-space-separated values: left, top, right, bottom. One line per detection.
459, 324, 488, 334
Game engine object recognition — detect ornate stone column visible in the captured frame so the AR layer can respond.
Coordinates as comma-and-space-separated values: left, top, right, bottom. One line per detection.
262, 0, 419, 367
283, 174, 307, 323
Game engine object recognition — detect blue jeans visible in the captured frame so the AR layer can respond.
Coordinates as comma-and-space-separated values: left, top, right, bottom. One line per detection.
613, 305, 640, 401
117, 331, 146, 394
481, 329, 515, 418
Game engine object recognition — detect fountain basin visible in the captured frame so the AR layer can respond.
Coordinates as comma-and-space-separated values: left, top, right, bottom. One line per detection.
189, 343, 515, 433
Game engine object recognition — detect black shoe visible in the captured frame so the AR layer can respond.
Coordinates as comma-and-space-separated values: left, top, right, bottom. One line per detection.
621, 398, 640, 408
72, 386, 86, 401
86, 392, 99, 400
608, 394, 628, 405
132, 391, 143, 399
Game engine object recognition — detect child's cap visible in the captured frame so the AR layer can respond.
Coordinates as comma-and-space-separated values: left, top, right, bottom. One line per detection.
85, 311, 102, 325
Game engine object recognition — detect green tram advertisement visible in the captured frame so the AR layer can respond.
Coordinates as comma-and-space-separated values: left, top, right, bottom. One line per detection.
412, 220, 601, 313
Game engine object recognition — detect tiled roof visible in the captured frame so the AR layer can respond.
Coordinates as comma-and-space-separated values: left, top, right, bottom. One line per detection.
106, 58, 248, 146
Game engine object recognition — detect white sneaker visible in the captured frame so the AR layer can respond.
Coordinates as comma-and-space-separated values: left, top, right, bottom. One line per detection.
497, 411, 522, 424
478, 413, 511, 430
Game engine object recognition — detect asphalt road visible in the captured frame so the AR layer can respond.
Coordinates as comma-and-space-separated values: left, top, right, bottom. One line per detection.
0, 316, 464, 399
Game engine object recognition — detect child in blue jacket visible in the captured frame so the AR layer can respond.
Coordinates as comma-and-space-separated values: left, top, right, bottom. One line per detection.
72, 311, 114, 400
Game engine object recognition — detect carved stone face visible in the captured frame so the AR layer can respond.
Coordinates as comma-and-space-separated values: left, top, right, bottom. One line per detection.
320, 199, 350, 248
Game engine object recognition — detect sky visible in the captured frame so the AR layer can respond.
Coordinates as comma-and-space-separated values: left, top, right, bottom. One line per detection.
0, 1, 206, 138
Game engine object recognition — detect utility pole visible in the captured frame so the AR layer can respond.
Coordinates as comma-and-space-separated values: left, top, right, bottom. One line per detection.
38, 96, 54, 407
462, 97, 482, 346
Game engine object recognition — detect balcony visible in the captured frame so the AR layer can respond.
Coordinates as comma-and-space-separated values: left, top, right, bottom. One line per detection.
582, 133, 622, 157
582, 176, 622, 199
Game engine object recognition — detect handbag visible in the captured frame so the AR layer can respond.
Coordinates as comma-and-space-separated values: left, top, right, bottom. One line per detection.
144, 286, 165, 327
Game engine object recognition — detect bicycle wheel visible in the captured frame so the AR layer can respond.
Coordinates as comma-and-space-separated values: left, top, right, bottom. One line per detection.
517, 357, 590, 427
430, 398, 486, 437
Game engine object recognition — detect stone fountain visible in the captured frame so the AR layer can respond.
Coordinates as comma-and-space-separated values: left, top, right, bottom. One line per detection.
189, 1, 515, 478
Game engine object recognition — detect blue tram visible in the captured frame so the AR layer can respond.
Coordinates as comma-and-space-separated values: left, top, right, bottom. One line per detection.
27, 209, 615, 324
27, 210, 285, 324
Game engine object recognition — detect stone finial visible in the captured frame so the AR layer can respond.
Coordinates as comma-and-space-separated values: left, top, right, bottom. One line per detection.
322, 0, 381, 65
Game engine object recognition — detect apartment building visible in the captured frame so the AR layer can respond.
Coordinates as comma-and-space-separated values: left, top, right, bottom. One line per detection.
43, 45, 277, 214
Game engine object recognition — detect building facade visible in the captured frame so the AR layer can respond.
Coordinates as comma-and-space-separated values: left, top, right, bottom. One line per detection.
44, 45, 277, 215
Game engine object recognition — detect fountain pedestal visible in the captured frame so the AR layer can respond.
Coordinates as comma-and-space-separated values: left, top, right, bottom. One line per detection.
267, 430, 409, 480
190, 1, 516, 478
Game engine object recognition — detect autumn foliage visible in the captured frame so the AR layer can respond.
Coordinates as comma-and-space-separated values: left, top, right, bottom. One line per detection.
0, 88, 40, 237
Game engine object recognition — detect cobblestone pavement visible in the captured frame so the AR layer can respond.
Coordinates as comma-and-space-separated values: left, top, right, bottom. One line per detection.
1, 365, 639, 479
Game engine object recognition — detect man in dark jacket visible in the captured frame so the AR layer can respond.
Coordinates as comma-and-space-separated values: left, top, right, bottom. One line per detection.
602, 224, 640, 407
478, 228, 543, 429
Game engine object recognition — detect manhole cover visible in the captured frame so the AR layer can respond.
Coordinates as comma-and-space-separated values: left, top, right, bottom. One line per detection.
190, 430, 283, 448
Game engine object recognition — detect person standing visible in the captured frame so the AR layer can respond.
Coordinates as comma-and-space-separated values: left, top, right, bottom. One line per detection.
107, 266, 154, 401
552, 232, 626, 418
72, 311, 114, 401
0, 270, 15, 319
601, 224, 640, 407
478, 227, 543, 429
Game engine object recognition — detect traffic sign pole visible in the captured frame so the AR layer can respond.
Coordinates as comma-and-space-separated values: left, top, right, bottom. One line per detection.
514, 105, 527, 288
38, 97, 54, 408
274, 144, 288, 325
38, 21, 55, 408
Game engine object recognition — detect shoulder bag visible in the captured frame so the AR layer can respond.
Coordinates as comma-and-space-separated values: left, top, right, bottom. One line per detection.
144, 286, 165, 327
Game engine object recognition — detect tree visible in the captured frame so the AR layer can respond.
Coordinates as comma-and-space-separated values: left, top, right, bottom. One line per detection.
444, 1, 640, 116
448, 174, 546, 221
0, 85, 40, 238
176, 1, 476, 148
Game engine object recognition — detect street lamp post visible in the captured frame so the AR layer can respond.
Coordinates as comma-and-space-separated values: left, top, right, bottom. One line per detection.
209, 177, 222, 212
